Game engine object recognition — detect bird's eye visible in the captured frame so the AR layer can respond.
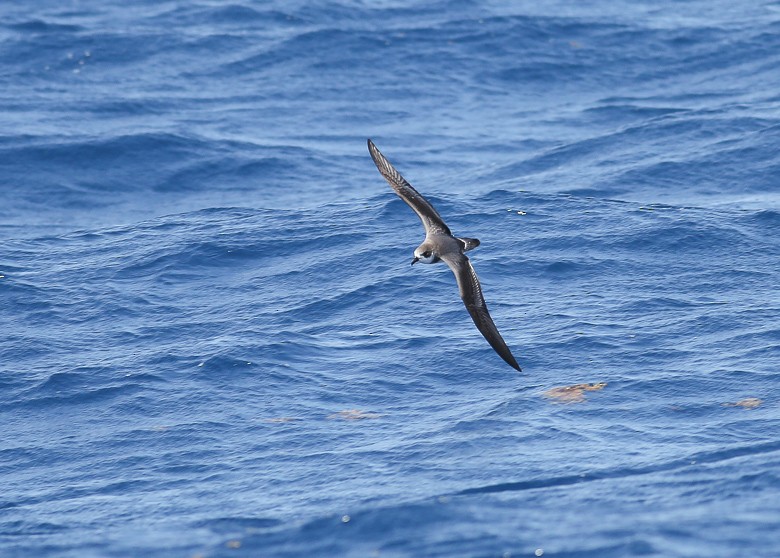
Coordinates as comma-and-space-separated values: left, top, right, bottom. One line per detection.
423, 251, 431, 258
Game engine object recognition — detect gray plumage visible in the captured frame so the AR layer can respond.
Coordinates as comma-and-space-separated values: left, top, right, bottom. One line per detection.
367, 139, 521, 371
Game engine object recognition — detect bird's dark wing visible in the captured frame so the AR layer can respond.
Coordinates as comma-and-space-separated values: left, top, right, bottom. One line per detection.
367, 139, 451, 236
441, 252, 521, 371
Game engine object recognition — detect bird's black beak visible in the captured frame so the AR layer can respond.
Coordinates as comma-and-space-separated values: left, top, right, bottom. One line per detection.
411, 257, 419, 266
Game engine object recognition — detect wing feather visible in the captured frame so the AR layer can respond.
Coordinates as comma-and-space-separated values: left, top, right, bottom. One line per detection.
441, 253, 521, 371
367, 139, 451, 236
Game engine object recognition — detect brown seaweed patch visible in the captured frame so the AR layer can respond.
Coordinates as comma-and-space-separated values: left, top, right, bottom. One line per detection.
544, 382, 607, 404
328, 409, 383, 420
722, 397, 762, 410
264, 417, 303, 423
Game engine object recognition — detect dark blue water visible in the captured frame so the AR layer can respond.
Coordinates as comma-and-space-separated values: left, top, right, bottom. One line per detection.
2, 1, 780, 556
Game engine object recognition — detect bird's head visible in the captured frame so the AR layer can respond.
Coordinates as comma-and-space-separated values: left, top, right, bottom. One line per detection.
412, 244, 439, 265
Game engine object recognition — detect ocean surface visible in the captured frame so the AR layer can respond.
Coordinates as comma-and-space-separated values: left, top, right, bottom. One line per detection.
2, 1, 780, 556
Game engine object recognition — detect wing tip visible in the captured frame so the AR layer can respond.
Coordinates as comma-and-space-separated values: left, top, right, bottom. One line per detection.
500, 343, 522, 371
499, 346, 522, 371
367, 138, 384, 167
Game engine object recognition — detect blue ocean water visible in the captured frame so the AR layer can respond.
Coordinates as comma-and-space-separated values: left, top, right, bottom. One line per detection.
2, 0, 780, 556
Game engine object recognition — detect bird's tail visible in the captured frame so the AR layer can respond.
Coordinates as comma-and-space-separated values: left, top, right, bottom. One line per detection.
458, 237, 480, 252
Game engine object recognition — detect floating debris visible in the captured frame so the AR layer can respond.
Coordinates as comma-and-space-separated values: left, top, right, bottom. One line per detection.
544, 382, 607, 404
328, 409, 382, 420
723, 398, 762, 410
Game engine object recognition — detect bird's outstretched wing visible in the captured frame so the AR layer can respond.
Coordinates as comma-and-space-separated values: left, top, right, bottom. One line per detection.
441, 252, 521, 371
367, 139, 451, 236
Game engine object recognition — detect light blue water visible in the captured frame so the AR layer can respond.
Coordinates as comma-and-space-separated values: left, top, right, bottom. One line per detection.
2, 1, 780, 556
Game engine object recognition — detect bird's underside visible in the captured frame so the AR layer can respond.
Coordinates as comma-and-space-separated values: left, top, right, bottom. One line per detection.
367, 139, 521, 371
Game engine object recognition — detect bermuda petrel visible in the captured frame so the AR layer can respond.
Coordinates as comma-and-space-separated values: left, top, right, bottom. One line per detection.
368, 139, 521, 371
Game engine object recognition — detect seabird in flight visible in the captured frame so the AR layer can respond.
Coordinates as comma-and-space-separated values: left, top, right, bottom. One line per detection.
367, 139, 521, 371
